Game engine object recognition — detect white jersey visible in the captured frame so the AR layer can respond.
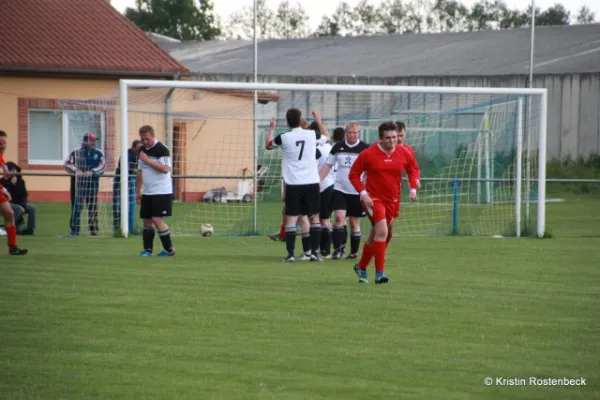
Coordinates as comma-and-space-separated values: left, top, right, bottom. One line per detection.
273, 127, 321, 185
317, 142, 335, 192
325, 140, 370, 194
137, 140, 173, 195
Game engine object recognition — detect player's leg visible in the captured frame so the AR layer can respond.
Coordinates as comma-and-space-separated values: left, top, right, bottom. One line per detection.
152, 194, 175, 257
139, 195, 155, 256
297, 214, 311, 260
353, 200, 387, 284
304, 183, 322, 262
0, 199, 27, 255
23, 204, 36, 235
319, 185, 334, 258
347, 194, 365, 259
283, 184, 301, 261
331, 190, 348, 259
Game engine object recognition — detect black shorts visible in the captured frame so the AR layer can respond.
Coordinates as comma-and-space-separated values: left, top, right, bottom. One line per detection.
140, 194, 173, 219
285, 183, 320, 217
331, 189, 365, 218
319, 185, 334, 220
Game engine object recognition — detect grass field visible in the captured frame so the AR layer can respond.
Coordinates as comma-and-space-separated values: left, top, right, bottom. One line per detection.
1, 195, 599, 399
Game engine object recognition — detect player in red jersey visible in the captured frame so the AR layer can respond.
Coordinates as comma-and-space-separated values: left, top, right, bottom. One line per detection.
348, 122, 419, 284
0, 131, 28, 255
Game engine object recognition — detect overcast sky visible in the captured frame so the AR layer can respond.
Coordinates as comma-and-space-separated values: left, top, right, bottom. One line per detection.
111, 0, 599, 29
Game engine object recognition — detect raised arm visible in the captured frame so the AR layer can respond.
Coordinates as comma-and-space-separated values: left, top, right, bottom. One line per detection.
311, 111, 330, 141
264, 117, 276, 150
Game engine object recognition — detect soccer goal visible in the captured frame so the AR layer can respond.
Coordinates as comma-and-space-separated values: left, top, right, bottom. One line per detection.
65, 80, 547, 238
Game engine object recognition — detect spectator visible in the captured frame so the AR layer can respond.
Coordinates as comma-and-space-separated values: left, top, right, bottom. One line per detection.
0, 162, 36, 235
113, 139, 142, 230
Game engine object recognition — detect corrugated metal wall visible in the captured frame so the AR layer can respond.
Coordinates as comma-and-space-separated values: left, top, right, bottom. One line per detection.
192, 73, 600, 160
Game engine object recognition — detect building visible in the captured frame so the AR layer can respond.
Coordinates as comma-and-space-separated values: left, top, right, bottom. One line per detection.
163, 23, 600, 160
0, 0, 274, 204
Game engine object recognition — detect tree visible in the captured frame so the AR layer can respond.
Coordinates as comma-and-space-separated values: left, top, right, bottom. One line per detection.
224, 0, 275, 40
125, 0, 220, 41
330, 2, 356, 36
537, 3, 570, 26
352, 0, 380, 35
313, 16, 340, 36
274, 1, 310, 39
403, 0, 435, 33
431, 0, 469, 32
576, 5, 595, 24
377, 0, 408, 34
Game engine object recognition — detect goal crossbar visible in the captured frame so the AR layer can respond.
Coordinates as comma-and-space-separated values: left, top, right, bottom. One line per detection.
118, 79, 548, 239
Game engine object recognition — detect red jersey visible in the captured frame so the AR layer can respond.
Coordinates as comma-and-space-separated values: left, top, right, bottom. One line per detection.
349, 143, 419, 203
0, 153, 5, 191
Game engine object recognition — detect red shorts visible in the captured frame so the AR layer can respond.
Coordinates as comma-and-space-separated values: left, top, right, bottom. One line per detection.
0, 193, 8, 204
362, 198, 399, 226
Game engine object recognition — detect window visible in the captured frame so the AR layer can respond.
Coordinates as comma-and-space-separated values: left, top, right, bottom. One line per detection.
28, 110, 104, 165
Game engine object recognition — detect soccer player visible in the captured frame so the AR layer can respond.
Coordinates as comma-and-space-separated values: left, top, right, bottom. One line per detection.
265, 109, 326, 262
348, 122, 420, 284
135, 125, 175, 257
319, 121, 369, 260
64, 132, 105, 236
0, 130, 28, 255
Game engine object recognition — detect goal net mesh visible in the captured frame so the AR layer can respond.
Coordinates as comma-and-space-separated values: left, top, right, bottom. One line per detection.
59, 86, 542, 238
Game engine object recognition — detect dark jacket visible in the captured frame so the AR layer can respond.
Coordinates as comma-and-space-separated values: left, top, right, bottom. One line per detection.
114, 148, 139, 182
0, 176, 27, 207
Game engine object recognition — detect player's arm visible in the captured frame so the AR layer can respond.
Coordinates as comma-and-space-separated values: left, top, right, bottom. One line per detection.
311, 111, 330, 141
135, 165, 143, 203
319, 145, 337, 181
349, 152, 374, 210
264, 117, 276, 150
403, 148, 420, 201
92, 150, 106, 176
138, 151, 170, 174
405, 145, 421, 189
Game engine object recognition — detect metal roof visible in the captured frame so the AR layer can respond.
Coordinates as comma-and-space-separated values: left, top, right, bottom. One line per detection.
163, 23, 600, 77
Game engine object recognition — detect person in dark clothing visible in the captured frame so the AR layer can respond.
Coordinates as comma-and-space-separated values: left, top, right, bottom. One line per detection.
113, 140, 142, 230
0, 162, 36, 235
64, 132, 105, 236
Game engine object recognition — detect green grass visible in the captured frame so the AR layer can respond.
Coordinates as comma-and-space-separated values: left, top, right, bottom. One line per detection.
1, 196, 599, 399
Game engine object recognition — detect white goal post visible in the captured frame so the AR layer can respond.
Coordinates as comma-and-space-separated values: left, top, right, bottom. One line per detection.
118, 79, 548, 239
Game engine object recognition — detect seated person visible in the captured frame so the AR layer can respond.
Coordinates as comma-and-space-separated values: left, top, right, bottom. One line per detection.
0, 162, 36, 235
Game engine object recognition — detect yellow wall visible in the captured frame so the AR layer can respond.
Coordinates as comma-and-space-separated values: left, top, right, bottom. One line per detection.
0, 77, 257, 200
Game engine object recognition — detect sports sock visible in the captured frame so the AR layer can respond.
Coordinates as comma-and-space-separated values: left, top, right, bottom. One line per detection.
301, 232, 311, 254
142, 226, 155, 253
284, 225, 296, 257
372, 240, 387, 273
309, 223, 321, 255
358, 242, 373, 270
158, 228, 174, 252
350, 231, 361, 254
332, 226, 345, 252
320, 227, 331, 254
6, 224, 17, 248
342, 225, 348, 251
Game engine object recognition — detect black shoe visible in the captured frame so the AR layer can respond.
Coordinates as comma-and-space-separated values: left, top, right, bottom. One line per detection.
9, 247, 28, 255
346, 253, 358, 260
283, 255, 295, 262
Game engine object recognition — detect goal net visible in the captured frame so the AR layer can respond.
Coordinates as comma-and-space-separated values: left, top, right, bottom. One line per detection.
60, 81, 547, 238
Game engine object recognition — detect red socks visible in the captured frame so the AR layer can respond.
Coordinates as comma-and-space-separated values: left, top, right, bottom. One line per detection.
372, 240, 386, 273
279, 224, 286, 240
5, 224, 17, 248
358, 242, 373, 269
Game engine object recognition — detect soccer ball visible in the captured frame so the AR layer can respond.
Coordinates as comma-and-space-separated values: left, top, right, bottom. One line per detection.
200, 223, 214, 237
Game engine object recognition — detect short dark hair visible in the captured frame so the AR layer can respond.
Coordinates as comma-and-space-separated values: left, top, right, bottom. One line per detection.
139, 125, 155, 136
131, 139, 142, 148
286, 108, 302, 128
395, 121, 406, 131
333, 127, 345, 143
0, 130, 7, 138
378, 122, 397, 138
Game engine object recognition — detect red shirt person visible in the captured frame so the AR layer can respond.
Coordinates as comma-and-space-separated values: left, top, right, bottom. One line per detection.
348, 122, 419, 284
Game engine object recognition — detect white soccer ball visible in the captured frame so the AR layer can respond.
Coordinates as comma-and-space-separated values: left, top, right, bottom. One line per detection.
200, 223, 214, 237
